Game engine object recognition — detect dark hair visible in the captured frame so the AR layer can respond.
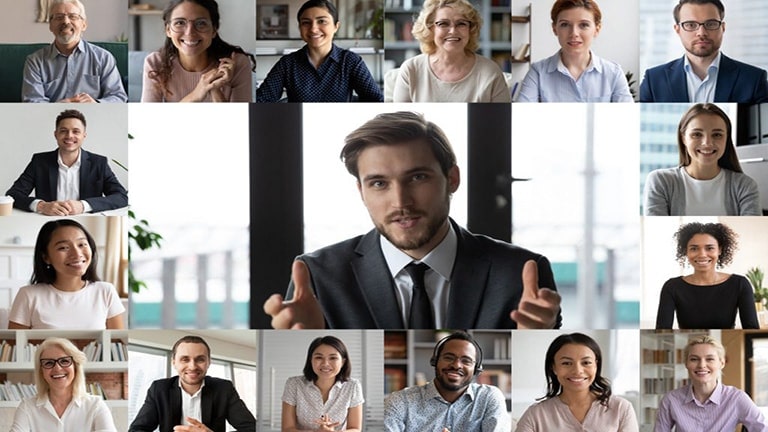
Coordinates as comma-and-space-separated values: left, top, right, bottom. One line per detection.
32, 219, 99, 285
431, 330, 483, 374
540, 333, 612, 406
677, 103, 742, 173
55, 109, 86, 130
550, 0, 602, 26
148, 0, 256, 99
296, 0, 339, 24
172, 335, 211, 359
302, 335, 351, 383
340, 111, 457, 180
674, 222, 738, 267
673, 0, 725, 23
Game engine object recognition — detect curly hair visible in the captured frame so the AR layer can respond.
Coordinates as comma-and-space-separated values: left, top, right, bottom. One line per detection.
148, 0, 256, 99
411, 0, 482, 55
674, 222, 738, 267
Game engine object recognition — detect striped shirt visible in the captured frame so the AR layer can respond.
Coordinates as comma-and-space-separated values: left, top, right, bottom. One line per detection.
654, 383, 767, 432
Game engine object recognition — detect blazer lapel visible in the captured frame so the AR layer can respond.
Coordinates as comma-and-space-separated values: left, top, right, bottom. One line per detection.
714, 54, 737, 101
200, 377, 213, 426
170, 378, 183, 427
445, 222, 491, 329
666, 57, 690, 102
78, 149, 91, 199
45, 150, 59, 200
351, 230, 406, 328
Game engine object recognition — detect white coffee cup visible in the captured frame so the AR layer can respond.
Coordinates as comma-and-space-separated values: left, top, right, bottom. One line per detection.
0, 196, 14, 216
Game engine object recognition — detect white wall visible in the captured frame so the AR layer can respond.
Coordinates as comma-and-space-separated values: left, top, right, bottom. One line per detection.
510, 0, 640, 88
0, 0, 128, 43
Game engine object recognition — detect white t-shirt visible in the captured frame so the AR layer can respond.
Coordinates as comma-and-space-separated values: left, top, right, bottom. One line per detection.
10, 394, 117, 432
8, 281, 125, 329
282, 376, 364, 430
682, 168, 728, 215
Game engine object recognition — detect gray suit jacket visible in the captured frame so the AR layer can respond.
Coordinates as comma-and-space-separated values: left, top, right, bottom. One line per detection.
287, 219, 562, 329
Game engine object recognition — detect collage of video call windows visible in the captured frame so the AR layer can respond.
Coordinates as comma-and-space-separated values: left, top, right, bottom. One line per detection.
0, 0, 767, 431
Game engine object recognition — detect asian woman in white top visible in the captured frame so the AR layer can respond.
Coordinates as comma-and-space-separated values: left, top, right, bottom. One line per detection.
644, 103, 760, 215
8, 219, 125, 329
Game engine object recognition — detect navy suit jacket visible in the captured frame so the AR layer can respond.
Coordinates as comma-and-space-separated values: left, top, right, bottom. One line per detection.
287, 219, 562, 329
640, 54, 768, 103
5, 149, 128, 213
129, 376, 256, 432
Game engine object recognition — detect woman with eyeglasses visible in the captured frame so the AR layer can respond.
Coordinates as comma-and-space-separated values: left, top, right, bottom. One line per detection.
9, 337, 117, 432
517, 0, 632, 102
392, 0, 511, 102
142, 0, 256, 102
516, 333, 639, 432
8, 219, 125, 329
281, 335, 363, 431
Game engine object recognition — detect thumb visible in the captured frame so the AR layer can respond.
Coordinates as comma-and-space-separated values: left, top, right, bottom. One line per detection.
522, 260, 539, 299
291, 260, 311, 301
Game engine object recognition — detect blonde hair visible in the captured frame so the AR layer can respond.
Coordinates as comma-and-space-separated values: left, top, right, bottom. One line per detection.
683, 335, 726, 363
411, 0, 482, 55
35, 337, 88, 401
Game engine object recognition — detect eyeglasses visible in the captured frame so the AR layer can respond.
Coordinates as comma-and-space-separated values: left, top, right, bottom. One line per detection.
439, 353, 476, 367
169, 18, 213, 33
40, 356, 74, 369
50, 13, 83, 22
432, 20, 472, 30
679, 20, 723, 31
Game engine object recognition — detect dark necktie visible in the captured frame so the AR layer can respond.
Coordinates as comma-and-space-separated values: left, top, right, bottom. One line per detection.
405, 262, 433, 329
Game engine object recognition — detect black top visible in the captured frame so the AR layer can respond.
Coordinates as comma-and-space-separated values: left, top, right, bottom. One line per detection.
655, 274, 760, 329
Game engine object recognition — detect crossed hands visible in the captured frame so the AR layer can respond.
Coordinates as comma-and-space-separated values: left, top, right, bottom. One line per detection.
263, 260, 325, 329
37, 200, 85, 216
185, 53, 236, 102
173, 417, 212, 432
58, 92, 97, 103
313, 414, 341, 431
510, 260, 561, 329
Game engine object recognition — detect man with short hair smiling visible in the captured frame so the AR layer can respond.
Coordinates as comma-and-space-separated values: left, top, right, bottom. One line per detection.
5, 109, 128, 215
22, 0, 127, 103
640, 0, 768, 103
385, 331, 510, 431
129, 335, 256, 432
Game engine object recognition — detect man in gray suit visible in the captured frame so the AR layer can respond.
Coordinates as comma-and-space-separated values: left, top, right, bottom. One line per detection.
264, 111, 562, 329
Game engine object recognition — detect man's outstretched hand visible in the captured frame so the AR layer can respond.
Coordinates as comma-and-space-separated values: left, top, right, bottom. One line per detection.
510, 260, 561, 329
263, 260, 325, 329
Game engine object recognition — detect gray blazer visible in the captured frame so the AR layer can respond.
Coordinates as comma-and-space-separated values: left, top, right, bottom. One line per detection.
286, 219, 562, 329
643, 167, 760, 216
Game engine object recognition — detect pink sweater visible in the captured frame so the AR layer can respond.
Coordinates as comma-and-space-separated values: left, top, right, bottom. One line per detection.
141, 51, 252, 102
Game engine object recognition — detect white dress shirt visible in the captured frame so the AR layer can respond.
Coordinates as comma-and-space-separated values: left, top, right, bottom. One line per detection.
10, 394, 117, 432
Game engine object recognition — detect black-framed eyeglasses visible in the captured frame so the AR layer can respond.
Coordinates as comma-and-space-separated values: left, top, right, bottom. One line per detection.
50, 13, 83, 22
679, 20, 723, 31
40, 356, 74, 369
169, 18, 213, 33
439, 353, 476, 367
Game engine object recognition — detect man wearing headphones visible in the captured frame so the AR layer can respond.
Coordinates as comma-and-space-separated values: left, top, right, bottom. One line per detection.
384, 331, 510, 431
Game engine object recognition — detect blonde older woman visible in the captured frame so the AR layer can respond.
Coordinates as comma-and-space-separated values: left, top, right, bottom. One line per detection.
392, 0, 510, 102
10, 337, 117, 431
655, 335, 766, 432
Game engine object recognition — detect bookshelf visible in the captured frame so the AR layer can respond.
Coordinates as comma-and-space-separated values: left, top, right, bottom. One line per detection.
639, 330, 711, 432
383, 0, 513, 72
384, 330, 512, 410
509, 2, 530, 100
0, 329, 128, 408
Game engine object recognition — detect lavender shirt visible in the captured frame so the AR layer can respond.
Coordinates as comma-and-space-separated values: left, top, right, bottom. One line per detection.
655, 383, 767, 432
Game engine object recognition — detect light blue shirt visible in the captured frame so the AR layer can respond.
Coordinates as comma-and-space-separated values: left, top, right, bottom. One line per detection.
517, 50, 633, 102
385, 381, 510, 432
22, 39, 127, 103
683, 52, 721, 103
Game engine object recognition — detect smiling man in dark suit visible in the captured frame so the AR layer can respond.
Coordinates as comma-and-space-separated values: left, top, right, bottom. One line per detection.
264, 111, 562, 330
5, 109, 127, 215
640, 0, 768, 103
129, 335, 256, 432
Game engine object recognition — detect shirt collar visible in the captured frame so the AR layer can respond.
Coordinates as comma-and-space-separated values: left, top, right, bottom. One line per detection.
302, 43, 342, 65
178, 377, 206, 397
425, 380, 476, 403
50, 39, 85, 58
57, 149, 82, 169
380, 220, 457, 281
550, 50, 600, 74
685, 382, 723, 406
684, 51, 721, 74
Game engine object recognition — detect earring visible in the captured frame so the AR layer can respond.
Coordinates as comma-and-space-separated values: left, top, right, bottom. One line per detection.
46, 264, 51, 270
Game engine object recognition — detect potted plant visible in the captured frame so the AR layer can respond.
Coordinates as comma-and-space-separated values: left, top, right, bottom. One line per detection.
746, 267, 768, 310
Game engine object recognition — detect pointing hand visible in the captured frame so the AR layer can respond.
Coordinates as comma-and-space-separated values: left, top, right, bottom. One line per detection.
263, 260, 325, 329
510, 260, 561, 329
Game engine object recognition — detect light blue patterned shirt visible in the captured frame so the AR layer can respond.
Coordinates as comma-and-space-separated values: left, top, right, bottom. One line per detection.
385, 381, 510, 432
683, 52, 721, 103
22, 39, 127, 103
517, 50, 633, 102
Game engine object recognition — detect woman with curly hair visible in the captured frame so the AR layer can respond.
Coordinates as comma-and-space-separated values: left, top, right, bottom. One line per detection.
644, 103, 760, 215
655, 222, 759, 329
142, 0, 255, 102
392, 0, 510, 102
516, 333, 638, 432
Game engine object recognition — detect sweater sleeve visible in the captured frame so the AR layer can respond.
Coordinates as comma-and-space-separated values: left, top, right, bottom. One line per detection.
655, 279, 676, 329
737, 276, 760, 329
644, 170, 672, 216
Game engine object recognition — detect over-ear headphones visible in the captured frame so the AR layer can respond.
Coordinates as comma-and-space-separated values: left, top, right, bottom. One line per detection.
429, 331, 484, 375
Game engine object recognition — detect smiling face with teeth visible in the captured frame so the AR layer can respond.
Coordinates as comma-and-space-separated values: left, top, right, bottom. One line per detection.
432, 7, 471, 55
44, 226, 92, 286
48, 1, 87, 51
551, 343, 597, 395
172, 342, 210, 394
433, 339, 476, 397
165, 1, 217, 63
299, 6, 340, 52
685, 233, 720, 272
685, 342, 724, 386
681, 113, 727, 172
311, 344, 345, 381
40, 345, 76, 392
